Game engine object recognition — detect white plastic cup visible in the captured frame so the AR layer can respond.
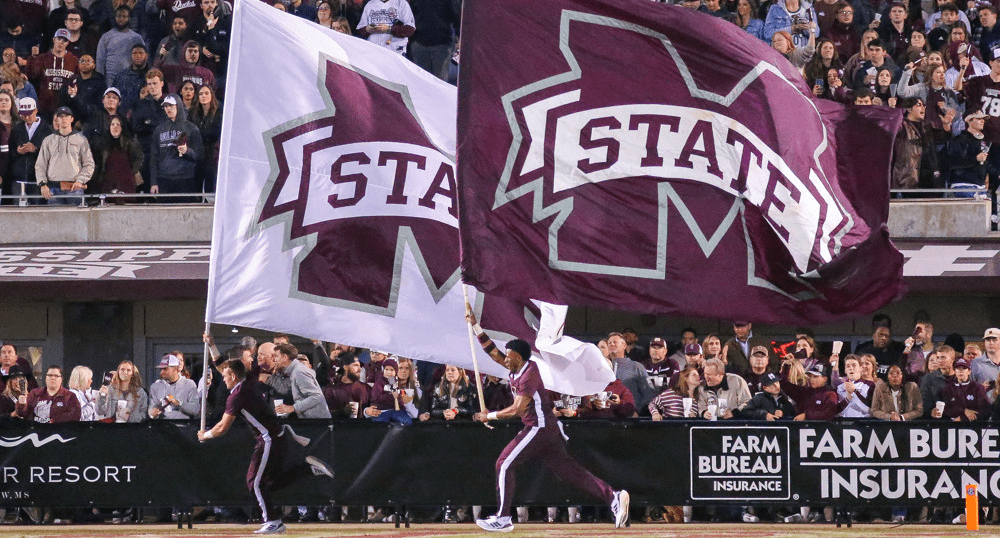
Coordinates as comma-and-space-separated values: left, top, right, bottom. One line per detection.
935, 401, 945, 414
832, 341, 843, 355
117, 399, 127, 410
718, 400, 728, 417
707, 403, 718, 421
682, 397, 693, 417
349, 401, 359, 418
654, 376, 663, 387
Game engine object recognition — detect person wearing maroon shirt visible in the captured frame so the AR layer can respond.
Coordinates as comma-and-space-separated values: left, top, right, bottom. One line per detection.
957, 49, 1000, 146
198, 359, 334, 535
643, 337, 679, 395
934, 358, 990, 421
780, 364, 839, 420
482, 375, 514, 412
578, 379, 636, 419
363, 349, 388, 386
467, 307, 629, 533
16, 366, 81, 423
323, 357, 370, 418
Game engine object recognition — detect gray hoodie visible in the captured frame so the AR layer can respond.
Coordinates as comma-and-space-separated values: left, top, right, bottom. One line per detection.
150, 93, 203, 188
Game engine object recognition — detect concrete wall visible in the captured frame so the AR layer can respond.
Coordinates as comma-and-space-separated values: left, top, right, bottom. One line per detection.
887, 199, 995, 238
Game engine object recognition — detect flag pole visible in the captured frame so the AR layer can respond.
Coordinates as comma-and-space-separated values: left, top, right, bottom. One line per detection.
199, 322, 210, 432
463, 285, 492, 429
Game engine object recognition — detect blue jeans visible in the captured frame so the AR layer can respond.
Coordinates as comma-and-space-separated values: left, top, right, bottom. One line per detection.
369, 409, 412, 425
48, 187, 84, 206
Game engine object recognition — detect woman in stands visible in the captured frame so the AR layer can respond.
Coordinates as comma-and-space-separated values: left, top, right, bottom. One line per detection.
190, 85, 222, 192
95, 116, 143, 201
316, 0, 336, 29
820, 67, 852, 102
395, 357, 422, 420
734, 0, 765, 40
871, 364, 922, 420
0, 63, 37, 102
420, 364, 478, 421
771, 29, 814, 71
178, 80, 197, 112
68, 365, 98, 421
649, 366, 700, 419
842, 29, 879, 87
805, 38, 842, 96
96, 360, 148, 422
871, 67, 896, 106
0, 366, 30, 417
0, 89, 17, 202
701, 334, 723, 363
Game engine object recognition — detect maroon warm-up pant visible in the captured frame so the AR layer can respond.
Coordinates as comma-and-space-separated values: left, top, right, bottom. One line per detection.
246, 432, 310, 521
495, 424, 614, 517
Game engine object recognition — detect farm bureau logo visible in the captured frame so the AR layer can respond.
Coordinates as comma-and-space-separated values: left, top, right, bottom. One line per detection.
246, 56, 460, 315
494, 10, 862, 298
690, 426, 791, 501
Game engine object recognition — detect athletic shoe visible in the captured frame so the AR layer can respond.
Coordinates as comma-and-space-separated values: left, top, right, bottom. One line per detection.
306, 456, 334, 478
283, 424, 311, 446
476, 515, 514, 532
611, 490, 630, 528
784, 514, 804, 523
742, 511, 759, 523
254, 520, 286, 534
892, 515, 905, 524
953, 514, 967, 525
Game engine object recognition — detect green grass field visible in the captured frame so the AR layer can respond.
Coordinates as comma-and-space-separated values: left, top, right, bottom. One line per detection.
0, 522, 993, 538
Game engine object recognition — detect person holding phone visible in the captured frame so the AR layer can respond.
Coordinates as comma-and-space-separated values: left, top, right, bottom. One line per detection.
0, 366, 31, 417
764, 0, 819, 52
805, 38, 843, 94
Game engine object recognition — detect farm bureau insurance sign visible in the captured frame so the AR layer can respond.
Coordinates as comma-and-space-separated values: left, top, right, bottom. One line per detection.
690, 426, 791, 501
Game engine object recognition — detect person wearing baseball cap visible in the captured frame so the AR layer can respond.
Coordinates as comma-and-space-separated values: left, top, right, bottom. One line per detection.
934, 357, 989, 421
35, 104, 94, 204
778, 362, 839, 421
971, 327, 1000, 390
741, 345, 775, 394
9, 96, 58, 204
148, 353, 199, 420
737, 372, 795, 421
643, 337, 679, 394
25, 26, 79, 119
150, 92, 203, 201
723, 321, 770, 375
947, 108, 993, 197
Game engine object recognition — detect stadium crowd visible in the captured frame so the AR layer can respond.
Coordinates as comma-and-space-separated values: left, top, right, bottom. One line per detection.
1, 310, 999, 524
0, 0, 998, 203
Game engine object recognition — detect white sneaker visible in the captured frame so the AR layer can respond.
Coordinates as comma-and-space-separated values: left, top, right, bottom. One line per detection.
254, 520, 286, 534
611, 490, 630, 528
742, 511, 759, 523
953, 514, 966, 525
283, 424, 310, 447
476, 515, 514, 532
306, 456, 334, 478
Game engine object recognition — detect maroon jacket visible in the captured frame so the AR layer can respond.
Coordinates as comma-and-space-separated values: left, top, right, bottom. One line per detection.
941, 379, 990, 421
780, 380, 839, 420
578, 380, 636, 419
17, 387, 81, 423
323, 378, 370, 418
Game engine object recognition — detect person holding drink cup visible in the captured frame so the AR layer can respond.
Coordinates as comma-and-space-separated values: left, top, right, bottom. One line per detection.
649, 366, 701, 419
695, 359, 752, 420
579, 381, 636, 419
934, 357, 989, 421
96, 360, 148, 422
322, 356, 370, 419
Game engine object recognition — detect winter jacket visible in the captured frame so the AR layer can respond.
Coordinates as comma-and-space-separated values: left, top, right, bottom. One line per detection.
110, 64, 149, 117
7, 119, 54, 183
763, 1, 819, 48
940, 379, 990, 421
736, 390, 797, 419
870, 380, 923, 420
947, 130, 993, 187
150, 93, 203, 187
423, 380, 478, 419
283, 358, 331, 419
17, 387, 81, 423
892, 118, 939, 189
35, 129, 95, 186
695, 373, 753, 418
919, 370, 953, 418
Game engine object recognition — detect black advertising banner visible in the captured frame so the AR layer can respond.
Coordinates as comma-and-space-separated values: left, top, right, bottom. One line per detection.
1, 419, 998, 508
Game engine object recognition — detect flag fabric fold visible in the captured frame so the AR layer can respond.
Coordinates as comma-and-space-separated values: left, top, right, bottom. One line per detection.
456, 0, 906, 325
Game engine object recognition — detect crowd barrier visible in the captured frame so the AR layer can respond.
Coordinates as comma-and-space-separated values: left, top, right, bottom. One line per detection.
0, 419, 997, 509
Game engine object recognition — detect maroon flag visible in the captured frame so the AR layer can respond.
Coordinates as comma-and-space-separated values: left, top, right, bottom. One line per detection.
457, 0, 906, 324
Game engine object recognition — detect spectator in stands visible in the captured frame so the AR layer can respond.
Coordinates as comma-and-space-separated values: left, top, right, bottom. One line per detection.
63, 9, 99, 59
871, 364, 923, 420
92, 115, 143, 199
853, 39, 901, 88
893, 97, 940, 190
724, 321, 769, 375
8, 97, 52, 202
649, 366, 700, 419
287, 0, 318, 20
700, 0, 733, 18
0, 365, 30, 417
597, 338, 610, 359
771, 29, 816, 70
764, 0, 819, 50
419, 363, 476, 422
273, 342, 331, 419
947, 110, 993, 194
83, 86, 122, 140
61, 54, 107, 125
157, 0, 202, 30
315, 2, 337, 30
323, 356, 370, 418
701, 334, 723, 363
836, 355, 875, 417
695, 358, 752, 419
668, 328, 697, 369
843, 29, 879, 84
934, 357, 989, 420
855, 314, 905, 367
607, 332, 655, 410
578, 377, 636, 419
110, 44, 148, 117
980, 5, 1000, 61
26, 29, 78, 119
901, 319, 934, 374
870, 66, 897, 104
781, 363, 838, 420
813, 0, 840, 35
364, 349, 388, 384
905, 30, 928, 63
67, 365, 97, 421
482, 375, 513, 412
1, 62, 38, 101
0, 343, 37, 392
154, 15, 190, 68
332, 16, 352, 35
965, 342, 983, 362
948, 41, 989, 89
828, 2, 860, 62
897, 61, 947, 101
177, 80, 196, 112
0, 19, 39, 64
159, 40, 215, 94
148, 353, 199, 419
742, 345, 775, 394
409, 0, 460, 79
17, 366, 81, 423
150, 93, 202, 198
393, 357, 422, 420
972, 327, 1000, 390
96, 6, 145, 85
643, 337, 679, 394
876, 2, 912, 64
622, 328, 648, 363
132, 67, 165, 178
357, 0, 416, 56
920, 343, 956, 417
0, 89, 17, 201
806, 38, 844, 94
737, 372, 796, 421
35, 105, 94, 205
678, 343, 707, 387
784, 336, 825, 373
927, 6, 960, 50
189, 84, 220, 192
97, 359, 148, 422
